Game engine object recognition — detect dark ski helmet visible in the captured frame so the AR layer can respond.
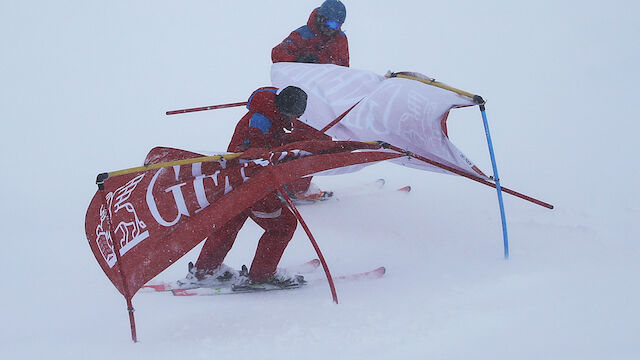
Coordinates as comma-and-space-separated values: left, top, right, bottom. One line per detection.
318, 0, 346, 24
275, 86, 308, 117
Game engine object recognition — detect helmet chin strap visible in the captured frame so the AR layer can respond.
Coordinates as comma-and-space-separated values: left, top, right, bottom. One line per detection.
282, 116, 295, 131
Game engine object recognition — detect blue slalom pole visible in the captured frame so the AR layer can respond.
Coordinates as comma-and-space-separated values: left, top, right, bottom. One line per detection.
475, 96, 509, 259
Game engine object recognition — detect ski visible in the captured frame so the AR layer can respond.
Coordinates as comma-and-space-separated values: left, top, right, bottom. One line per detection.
140, 259, 321, 293
333, 179, 411, 200
288, 179, 383, 205
332, 266, 386, 281
171, 266, 386, 296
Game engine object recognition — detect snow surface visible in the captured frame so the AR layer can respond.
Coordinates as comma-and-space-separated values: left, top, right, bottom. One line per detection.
2, 1, 639, 359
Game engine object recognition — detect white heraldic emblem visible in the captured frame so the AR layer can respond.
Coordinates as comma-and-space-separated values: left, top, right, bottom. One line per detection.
95, 174, 149, 268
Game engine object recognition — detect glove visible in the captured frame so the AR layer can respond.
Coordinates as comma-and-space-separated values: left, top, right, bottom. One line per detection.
295, 53, 319, 64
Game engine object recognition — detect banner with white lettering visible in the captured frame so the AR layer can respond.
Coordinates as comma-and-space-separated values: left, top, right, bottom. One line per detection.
85, 141, 401, 297
271, 63, 487, 178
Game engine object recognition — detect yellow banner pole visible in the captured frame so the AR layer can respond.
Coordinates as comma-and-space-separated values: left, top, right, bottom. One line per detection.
388, 72, 483, 103
96, 152, 243, 187
95, 141, 382, 188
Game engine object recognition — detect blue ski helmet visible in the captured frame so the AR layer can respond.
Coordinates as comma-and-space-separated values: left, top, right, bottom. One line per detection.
318, 0, 346, 24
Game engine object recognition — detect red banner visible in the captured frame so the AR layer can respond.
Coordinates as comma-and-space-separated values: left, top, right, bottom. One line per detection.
84, 141, 401, 298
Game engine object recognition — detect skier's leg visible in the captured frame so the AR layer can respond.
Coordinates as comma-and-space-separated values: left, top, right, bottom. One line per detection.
283, 122, 331, 199
194, 211, 248, 274
248, 195, 297, 282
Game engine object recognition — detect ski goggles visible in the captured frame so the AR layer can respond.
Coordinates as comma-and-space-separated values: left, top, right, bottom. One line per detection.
324, 19, 341, 30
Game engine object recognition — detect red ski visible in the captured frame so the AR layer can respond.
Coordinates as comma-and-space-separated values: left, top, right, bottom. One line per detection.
331, 266, 386, 282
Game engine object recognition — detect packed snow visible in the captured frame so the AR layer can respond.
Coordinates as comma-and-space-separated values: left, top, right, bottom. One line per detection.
1, 1, 638, 359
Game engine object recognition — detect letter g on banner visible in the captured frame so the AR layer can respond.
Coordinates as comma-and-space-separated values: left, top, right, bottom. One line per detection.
146, 166, 190, 227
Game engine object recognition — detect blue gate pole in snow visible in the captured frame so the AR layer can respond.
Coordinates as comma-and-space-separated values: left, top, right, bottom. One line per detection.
474, 96, 509, 259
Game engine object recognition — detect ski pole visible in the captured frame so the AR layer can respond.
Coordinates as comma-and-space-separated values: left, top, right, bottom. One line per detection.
166, 101, 248, 115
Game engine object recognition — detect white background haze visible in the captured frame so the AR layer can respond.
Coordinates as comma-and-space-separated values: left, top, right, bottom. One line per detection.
1, 1, 638, 359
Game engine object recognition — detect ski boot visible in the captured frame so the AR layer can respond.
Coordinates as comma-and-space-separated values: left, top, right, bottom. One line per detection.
232, 267, 306, 292
176, 262, 246, 288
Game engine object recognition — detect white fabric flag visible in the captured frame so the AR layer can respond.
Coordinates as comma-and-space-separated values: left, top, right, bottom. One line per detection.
271, 63, 487, 178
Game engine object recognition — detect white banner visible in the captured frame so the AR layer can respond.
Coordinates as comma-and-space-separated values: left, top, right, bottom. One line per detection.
271, 63, 487, 178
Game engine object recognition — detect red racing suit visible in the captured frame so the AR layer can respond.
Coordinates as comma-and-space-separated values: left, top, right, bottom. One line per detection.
195, 87, 301, 282
271, 9, 349, 67
228, 87, 290, 153
228, 87, 330, 195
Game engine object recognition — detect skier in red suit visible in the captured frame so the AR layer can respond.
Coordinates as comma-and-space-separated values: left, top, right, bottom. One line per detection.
272, 0, 349, 67
186, 86, 310, 287
271, 0, 348, 199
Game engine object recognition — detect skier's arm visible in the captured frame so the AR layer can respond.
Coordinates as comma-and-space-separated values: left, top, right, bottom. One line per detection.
333, 35, 349, 67
287, 120, 332, 142
272, 32, 303, 63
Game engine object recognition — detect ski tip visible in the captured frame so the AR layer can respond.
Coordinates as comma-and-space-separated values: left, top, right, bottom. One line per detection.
172, 289, 196, 296
311, 259, 321, 265
397, 186, 411, 193
377, 266, 386, 275
141, 283, 171, 292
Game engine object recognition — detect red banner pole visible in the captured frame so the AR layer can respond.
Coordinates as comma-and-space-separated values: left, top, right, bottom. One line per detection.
386, 144, 553, 209
320, 100, 362, 133
165, 101, 248, 115
278, 186, 339, 304
97, 184, 138, 342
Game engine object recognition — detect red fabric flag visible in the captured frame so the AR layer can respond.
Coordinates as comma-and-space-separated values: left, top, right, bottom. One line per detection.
85, 141, 400, 298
